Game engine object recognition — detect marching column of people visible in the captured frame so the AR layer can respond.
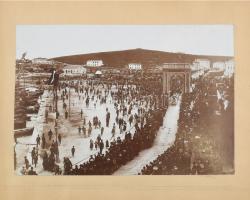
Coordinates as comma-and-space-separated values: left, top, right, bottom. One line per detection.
22, 77, 164, 175
63, 106, 167, 175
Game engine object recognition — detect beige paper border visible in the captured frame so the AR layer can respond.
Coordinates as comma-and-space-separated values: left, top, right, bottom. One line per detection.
1, 1, 250, 200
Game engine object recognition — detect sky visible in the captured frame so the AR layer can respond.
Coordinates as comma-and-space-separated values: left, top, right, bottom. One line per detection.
16, 25, 234, 59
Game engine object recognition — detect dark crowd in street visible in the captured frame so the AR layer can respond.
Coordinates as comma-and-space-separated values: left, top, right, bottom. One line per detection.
140, 75, 234, 175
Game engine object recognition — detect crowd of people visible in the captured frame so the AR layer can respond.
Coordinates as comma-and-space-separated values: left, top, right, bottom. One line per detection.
63, 107, 167, 175
19, 76, 166, 175
19, 71, 233, 175
140, 75, 234, 175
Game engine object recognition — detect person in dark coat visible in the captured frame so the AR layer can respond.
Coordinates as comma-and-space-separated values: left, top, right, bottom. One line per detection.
36, 135, 41, 147
28, 167, 37, 175
90, 139, 93, 150
48, 129, 53, 141
129, 115, 133, 126
54, 165, 62, 175
78, 126, 81, 135
42, 134, 46, 148
123, 123, 127, 132
56, 111, 60, 119
48, 152, 55, 171
71, 146, 75, 157
106, 140, 109, 148
101, 127, 104, 135
94, 141, 98, 150
118, 118, 123, 129
24, 156, 29, 169
45, 110, 49, 123
99, 140, 104, 154
58, 133, 62, 145
106, 111, 110, 127
63, 157, 72, 175
42, 151, 48, 170
31, 147, 36, 164
65, 110, 68, 119
34, 154, 38, 168
82, 126, 86, 136
80, 109, 83, 118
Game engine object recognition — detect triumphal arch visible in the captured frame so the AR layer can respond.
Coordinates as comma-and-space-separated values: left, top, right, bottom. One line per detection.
162, 63, 191, 95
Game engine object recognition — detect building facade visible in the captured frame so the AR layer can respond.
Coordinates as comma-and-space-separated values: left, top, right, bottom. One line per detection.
63, 65, 86, 76
128, 63, 142, 70
86, 60, 104, 67
32, 58, 53, 65
224, 59, 234, 77
213, 61, 225, 71
213, 60, 234, 77
191, 59, 210, 71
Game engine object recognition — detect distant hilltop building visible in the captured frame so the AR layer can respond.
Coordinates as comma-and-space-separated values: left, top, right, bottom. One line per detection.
32, 57, 53, 65
191, 59, 210, 71
86, 60, 104, 67
128, 63, 142, 70
63, 65, 86, 76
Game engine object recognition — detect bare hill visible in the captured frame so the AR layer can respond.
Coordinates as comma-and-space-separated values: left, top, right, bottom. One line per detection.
51, 48, 232, 68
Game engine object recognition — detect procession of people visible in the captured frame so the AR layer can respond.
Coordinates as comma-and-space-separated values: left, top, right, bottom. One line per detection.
17, 69, 233, 175
18, 74, 167, 175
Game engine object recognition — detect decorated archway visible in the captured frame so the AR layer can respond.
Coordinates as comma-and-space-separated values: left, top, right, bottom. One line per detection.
162, 63, 191, 95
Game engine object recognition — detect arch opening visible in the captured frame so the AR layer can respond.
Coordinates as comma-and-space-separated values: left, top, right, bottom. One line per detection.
169, 74, 185, 95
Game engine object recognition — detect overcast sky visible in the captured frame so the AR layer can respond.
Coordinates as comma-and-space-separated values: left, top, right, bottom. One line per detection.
16, 25, 234, 59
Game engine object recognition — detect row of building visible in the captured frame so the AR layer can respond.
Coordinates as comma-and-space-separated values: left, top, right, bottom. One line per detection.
31, 58, 141, 69
31, 58, 104, 66
191, 59, 234, 77
30, 57, 234, 77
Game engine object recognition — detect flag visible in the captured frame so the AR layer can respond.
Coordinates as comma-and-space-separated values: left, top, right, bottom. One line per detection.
21, 52, 27, 60
48, 69, 59, 86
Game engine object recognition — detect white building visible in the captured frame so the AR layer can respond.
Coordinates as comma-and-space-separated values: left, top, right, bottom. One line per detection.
213, 60, 234, 77
32, 58, 53, 65
86, 60, 104, 67
63, 65, 86, 76
191, 59, 210, 71
213, 61, 225, 71
224, 59, 234, 77
128, 63, 142, 70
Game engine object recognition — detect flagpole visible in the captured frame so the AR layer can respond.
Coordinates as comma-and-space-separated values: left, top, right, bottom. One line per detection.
68, 78, 71, 119
69, 86, 71, 119
55, 85, 58, 113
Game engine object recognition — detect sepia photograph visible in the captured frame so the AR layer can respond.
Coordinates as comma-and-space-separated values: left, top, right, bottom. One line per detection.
14, 25, 234, 176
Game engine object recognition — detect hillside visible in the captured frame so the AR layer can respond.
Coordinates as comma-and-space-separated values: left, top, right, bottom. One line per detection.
51, 48, 233, 69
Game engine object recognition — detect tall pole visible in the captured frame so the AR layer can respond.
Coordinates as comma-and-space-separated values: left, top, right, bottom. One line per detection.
162, 71, 166, 107
23, 64, 26, 89
55, 85, 58, 142
55, 69, 59, 162
14, 143, 16, 170
55, 85, 58, 113
68, 81, 71, 119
